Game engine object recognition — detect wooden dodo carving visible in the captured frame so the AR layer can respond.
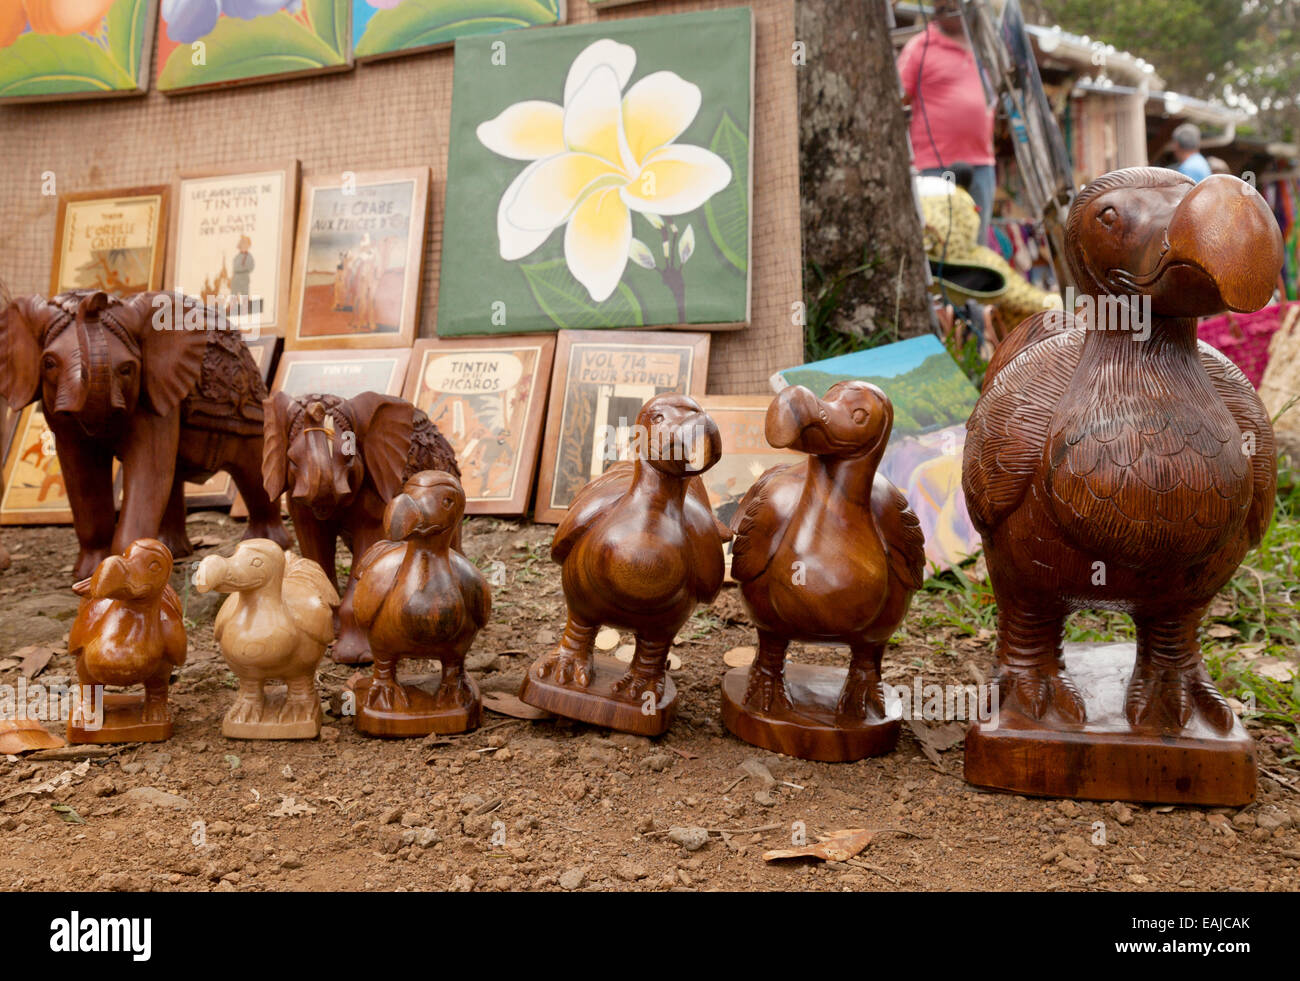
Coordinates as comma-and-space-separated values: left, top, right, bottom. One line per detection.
351, 471, 490, 737
723, 381, 926, 761
962, 168, 1286, 805
518, 394, 731, 736
194, 541, 340, 739
67, 539, 187, 743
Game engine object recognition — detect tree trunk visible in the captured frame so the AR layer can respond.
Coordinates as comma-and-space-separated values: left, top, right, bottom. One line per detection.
798, 0, 931, 341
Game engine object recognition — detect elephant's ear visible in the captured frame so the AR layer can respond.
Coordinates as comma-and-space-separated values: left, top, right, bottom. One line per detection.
0, 293, 52, 409
262, 391, 294, 501
123, 292, 210, 417
349, 391, 414, 502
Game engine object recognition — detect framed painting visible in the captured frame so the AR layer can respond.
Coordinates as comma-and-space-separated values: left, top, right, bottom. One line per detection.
51, 186, 168, 296
0, 0, 154, 104
271, 347, 412, 400
402, 335, 555, 515
169, 160, 300, 337
286, 168, 430, 350
1, 405, 120, 525
773, 335, 982, 572
185, 335, 279, 508
534, 329, 708, 523
352, 0, 564, 61
156, 0, 352, 94
437, 7, 754, 337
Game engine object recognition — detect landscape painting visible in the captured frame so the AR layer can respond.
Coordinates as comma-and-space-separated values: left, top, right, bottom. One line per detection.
52, 187, 168, 296
352, 0, 563, 61
0, 0, 154, 103
287, 168, 429, 349
773, 334, 982, 572
156, 0, 351, 94
403, 336, 555, 515
438, 8, 753, 337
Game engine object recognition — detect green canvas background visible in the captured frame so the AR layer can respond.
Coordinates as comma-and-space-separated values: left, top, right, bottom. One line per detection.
438, 7, 753, 337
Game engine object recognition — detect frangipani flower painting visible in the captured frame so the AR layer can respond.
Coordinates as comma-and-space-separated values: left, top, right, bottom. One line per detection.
438, 8, 753, 336
0, 0, 154, 102
156, 0, 351, 93
352, 0, 563, 60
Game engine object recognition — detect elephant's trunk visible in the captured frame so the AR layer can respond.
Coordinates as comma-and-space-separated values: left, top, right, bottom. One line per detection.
77, 317, 115, 434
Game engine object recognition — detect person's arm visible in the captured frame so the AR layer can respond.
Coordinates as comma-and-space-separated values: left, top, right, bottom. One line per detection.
897, 35, 920, 106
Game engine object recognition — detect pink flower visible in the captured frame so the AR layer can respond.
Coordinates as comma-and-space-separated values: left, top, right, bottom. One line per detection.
21, 0, 116, 35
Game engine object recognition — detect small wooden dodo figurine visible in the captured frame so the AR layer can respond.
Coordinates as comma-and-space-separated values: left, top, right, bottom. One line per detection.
723, 382, 926, 761
350, 470, 490, 736
963, 168, 1285, 806
67, 539, 187, 743
518, 394, 730, 735
194, 541, 340, 739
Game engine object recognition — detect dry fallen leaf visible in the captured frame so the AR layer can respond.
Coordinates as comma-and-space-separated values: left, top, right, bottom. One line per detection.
763, 828, 876, 863
0, 718, 65, 754
723, 646, 756, 668
1205, 624, 1238, 639
269, 795, 316, 817
482, 691, 550, 720
16, 645, 56, 680
908, 719, 966, 766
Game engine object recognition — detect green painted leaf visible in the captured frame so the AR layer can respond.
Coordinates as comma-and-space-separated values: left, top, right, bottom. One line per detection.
158, 11, 346, 91
703, 110, 750, 275
0, 31, 136, 98
355, 0, 560, 58
520, 259, 643, 330
106, 0, 149, 82
305, 0, 349, 57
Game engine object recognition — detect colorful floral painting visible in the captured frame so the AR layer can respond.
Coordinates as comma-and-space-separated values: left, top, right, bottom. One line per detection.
438, 8, 753, 337
0, 0, 153, 102
352, 0, 562, 60
156, 0, 351, 93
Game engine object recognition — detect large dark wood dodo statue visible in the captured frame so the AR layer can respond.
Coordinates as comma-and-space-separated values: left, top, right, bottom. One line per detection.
0, 289, 287, 580
962, 168, 1285, 805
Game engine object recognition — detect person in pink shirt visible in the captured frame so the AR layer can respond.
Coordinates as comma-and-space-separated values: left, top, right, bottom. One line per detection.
897, 0, 996, 244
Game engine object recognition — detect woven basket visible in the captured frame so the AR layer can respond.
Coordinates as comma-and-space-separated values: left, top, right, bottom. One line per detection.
1198, 302, 1295, 387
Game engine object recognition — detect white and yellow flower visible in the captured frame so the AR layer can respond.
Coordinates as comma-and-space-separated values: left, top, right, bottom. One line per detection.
477, 39, 732, 302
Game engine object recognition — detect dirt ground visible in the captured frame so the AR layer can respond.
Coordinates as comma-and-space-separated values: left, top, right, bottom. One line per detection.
1, 514, 1298, 893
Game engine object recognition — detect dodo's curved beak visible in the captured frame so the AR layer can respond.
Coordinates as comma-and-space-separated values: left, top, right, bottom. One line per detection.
766, 385, 824, 450
682, 411, 723, 474
385, 493, 423, 541
192, 554, 226, 594
1144, 175, 1283, 316
87, 554, 133, 599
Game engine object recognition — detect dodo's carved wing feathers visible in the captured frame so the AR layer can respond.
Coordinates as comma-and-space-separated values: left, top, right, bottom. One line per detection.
551, 462, 635, 563
350, 540, 406, 630
282, 553, 341, 648
875, 479, 927, 590
729, 462, 802, 583
1199, 342, 1277, 546
160, 584, 188, 666
963, 327, 1083, 533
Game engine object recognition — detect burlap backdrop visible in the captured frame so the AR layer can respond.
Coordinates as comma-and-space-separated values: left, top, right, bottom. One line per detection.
0, 0, 801, 394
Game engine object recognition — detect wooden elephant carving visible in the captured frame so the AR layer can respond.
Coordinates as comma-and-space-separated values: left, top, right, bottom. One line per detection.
0, 289, 288, 580
262, 391, 460, 664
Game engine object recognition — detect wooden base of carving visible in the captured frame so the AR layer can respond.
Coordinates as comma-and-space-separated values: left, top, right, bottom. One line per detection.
67, 693, 172, 744
352, 671, 481, 737
721, 662, 901, 762
965, 643, 1256, 806
222, 691, 322, 740
518, 654, 677, 736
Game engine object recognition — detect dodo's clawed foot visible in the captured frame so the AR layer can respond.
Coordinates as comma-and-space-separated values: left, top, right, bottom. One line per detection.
836, 668, 886, 721
612, 667, 665, 704
141, 698, 171, 726
281, 695, 318, 725
743, 665, 797, 716
432, 670, 477, 711
226, 694, 263, 725
1125, 661, 1234, 734
534, 650, 593, 688
363, 677, 409, 714
997, 664, 1087, 724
